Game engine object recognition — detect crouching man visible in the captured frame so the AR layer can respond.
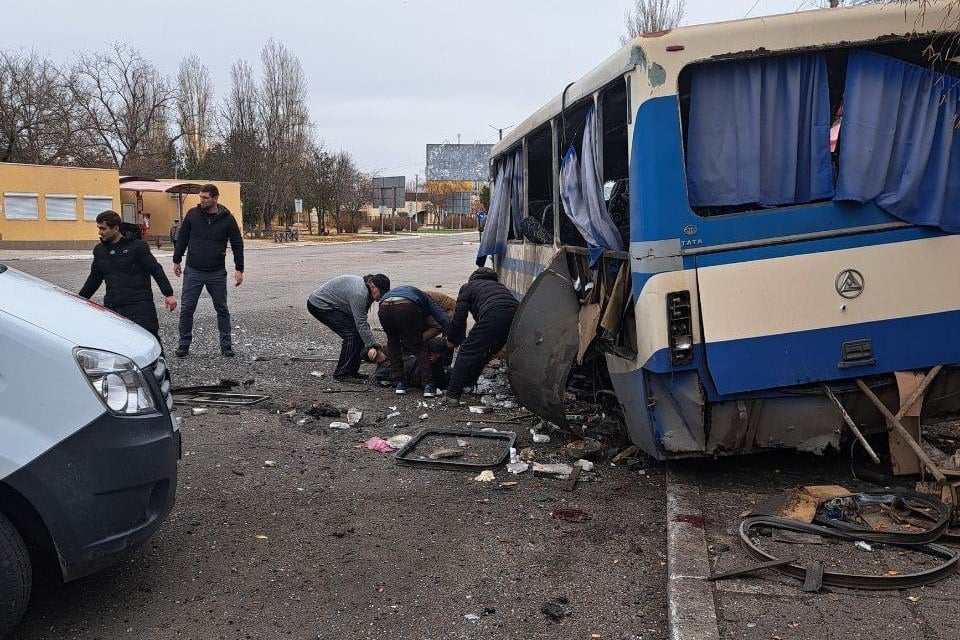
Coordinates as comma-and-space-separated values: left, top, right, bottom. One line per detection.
443, 267, 518, 405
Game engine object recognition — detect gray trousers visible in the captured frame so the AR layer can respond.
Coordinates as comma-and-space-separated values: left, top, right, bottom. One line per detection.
178, 267, 232, 349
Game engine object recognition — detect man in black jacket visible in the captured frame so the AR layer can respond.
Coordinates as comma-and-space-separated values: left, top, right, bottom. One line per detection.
79, 210, 177, 348
443, 267, 519, 404
172, 183, 244, 357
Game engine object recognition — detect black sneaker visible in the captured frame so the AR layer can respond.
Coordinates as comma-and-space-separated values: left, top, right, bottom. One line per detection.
175, 347, 189, 358
221, 346, 236, 357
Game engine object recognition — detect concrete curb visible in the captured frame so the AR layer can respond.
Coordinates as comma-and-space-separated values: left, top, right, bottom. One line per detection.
666, 464, 721, 640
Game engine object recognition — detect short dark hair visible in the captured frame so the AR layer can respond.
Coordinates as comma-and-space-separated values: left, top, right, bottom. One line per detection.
95, 210, 122, 228
199, 183, 219, 198
366, 273, 391, 294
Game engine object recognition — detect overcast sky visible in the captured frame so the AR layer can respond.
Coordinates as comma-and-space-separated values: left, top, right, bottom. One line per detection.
5, 0, 813, 180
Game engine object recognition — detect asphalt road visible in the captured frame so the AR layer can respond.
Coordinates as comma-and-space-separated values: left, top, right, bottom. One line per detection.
10, 233, 958, 640
6, 234, 668, 640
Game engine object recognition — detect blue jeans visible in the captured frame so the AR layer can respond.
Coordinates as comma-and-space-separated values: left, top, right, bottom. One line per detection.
178, 267, 232, 349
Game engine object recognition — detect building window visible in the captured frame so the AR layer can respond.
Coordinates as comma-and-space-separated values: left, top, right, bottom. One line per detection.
3, 193, 39, 220
82, 196, 114, 221
45, 194, 78, 221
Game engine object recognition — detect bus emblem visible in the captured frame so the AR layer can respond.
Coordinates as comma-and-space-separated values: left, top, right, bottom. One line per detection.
836, 269, 864, 299
683, 224, 698, 236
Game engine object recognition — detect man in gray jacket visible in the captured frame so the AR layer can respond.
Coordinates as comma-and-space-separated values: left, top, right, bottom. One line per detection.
308, 274, 390, 381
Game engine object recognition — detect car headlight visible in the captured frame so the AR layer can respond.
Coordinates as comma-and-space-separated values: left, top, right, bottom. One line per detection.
75, 348, 158, 415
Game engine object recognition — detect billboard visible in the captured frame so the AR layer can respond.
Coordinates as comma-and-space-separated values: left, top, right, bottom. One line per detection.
444, 191, 472, 216
426, 144, 494, 181
373, 176, 405, 208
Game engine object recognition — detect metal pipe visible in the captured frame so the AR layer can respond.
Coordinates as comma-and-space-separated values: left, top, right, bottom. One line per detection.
821, 384, 881, 464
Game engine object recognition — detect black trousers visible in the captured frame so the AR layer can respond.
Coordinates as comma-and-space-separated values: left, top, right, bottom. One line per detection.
447, 306, 516, 398
112, 301, 164, 355
378, 301, 433, 386
308, 301, 363, 377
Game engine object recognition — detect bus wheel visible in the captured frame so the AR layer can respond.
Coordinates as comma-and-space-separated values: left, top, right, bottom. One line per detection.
0, 512, 31, 636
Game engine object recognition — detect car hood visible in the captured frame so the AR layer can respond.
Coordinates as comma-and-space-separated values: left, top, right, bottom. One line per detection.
0, 264, 160, 367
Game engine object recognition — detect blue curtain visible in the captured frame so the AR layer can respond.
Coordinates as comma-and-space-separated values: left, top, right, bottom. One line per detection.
686, 53, 834, 207
836, 51, 960, 232
477, 149, 523, 267
559, 105, 625, 259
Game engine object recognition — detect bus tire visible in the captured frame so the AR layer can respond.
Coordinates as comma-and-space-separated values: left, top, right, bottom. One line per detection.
0, 511, 31, 636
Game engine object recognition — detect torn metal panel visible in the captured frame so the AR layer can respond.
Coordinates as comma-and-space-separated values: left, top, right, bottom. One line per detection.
648, 371, 705, 453
606, 354, 663, 460
706, 396, 842, 455
506, 250, 579, 430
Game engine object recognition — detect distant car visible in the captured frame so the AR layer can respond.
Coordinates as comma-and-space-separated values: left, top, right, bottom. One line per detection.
0, 263, 180, 635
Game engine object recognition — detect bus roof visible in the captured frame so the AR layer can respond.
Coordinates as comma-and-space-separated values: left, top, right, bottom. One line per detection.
491, 3, 953, 159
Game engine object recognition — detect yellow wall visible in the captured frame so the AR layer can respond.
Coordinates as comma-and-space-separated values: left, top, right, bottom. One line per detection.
0, 163, 120, 244
120, 180, 243, 239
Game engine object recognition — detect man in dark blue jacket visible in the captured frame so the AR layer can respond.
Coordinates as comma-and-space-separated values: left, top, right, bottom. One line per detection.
79, 210, 177, 349
377, 285, 450, 397
172, 184, 244, 357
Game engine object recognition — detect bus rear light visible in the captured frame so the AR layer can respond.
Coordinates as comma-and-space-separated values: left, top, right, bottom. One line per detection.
666, 291, 694, 366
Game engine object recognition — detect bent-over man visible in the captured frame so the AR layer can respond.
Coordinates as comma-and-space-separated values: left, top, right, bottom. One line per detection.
308, 274, 390, 382
377, 285, 451, 398
79, 210, 177, 349
443, 267, 518, 405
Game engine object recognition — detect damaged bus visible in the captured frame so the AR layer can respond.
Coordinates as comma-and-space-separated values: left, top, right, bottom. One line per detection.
478, 4, 960, 460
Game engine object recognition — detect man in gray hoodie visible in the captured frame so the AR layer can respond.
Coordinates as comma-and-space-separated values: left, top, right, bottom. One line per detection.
308, 274, 390, 381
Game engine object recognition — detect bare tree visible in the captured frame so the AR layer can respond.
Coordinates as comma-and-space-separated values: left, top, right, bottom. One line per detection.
620, 0, 686, 44
218, 59, 265, 228
258, 39, 310, 230
346, 169, 372, 233
177, 54, 213, 173
70, 43, 178, 173
0, 50, 98, 165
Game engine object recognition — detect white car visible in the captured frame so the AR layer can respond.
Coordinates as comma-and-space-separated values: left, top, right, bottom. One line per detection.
0, 263, 179, 634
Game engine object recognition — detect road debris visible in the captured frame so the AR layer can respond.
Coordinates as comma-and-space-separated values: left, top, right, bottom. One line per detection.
540, 597, 571, 622
552, 508, 591, 523
530, 429, 550, 444
358, 437, 395, 453
310, 370, 325, 379
385, 434, 413, 450
191, 407, 208, 416
573, 459, 594, 472
429, 448, 465, 460
386, 411, 401, 420
474, 470, 495, 482
329, 421, 351, 429
611, 445, 639, 464
307, 403, 341, 418
560, 438, 603, 461
854, 541, 873, 552
469, 406, 492, 414
263, 460, 277, 468
346, 407, 363, 425
533, 463, 574, 479
506, 462, 529, 475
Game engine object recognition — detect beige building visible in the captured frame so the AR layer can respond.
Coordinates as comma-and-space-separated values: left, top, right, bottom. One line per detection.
0, 162, 241, 249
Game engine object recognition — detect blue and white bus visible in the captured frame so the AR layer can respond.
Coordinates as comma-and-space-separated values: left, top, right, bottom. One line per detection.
479, 3, 960, 460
